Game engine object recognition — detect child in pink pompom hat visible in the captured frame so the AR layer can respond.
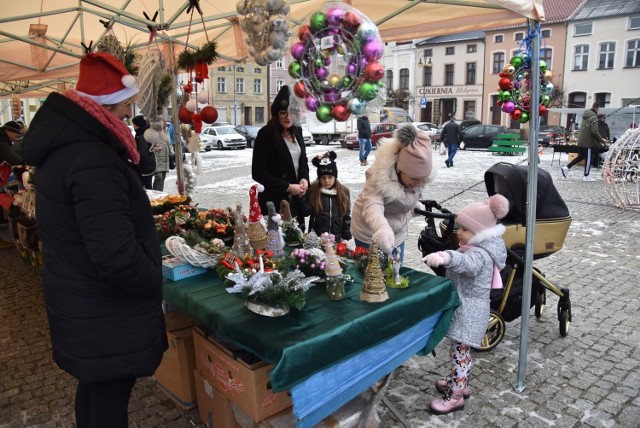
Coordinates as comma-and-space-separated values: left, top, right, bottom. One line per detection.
422, 194, 509, 414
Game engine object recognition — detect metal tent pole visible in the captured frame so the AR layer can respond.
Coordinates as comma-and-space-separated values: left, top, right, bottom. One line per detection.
168, 41, 185, 194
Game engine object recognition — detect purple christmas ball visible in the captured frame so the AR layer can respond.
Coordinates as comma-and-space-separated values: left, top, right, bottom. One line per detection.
324, 89, 340, 103
305, 96, 319, 112
315, 67, 328, 80
363, 40, 383, 62
324, 57, 331, 67
291, 42, 305, 60
326, 7, 345, 26
347, 63, 357, 75
514, 81, 522, 89
502, 101, 516, 113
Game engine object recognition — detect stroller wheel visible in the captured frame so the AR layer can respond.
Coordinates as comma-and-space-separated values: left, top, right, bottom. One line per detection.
478, 310, 506, 352
559, 305, 570, 337
535, 287, 546, 319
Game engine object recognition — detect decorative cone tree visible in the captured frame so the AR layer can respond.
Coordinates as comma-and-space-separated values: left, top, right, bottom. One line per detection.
360, 240, 389, 302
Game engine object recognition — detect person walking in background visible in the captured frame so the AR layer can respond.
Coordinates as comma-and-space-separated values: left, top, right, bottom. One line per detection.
422, 194, 509, 415
0, 121, 25, 166
21, 52, 167, 428
441, 116, 462, 168
307, 151, 351, 242
132, 115, 156, 189
561, 103, 607, 182
350, 125, 432, 262
593, 114, 611, 168
252, 85, 310, 231
145, 122, 172, 191
357, 114, 372, 166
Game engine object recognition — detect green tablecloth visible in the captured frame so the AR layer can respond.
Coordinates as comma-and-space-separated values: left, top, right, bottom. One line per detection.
162, 262, 459, 391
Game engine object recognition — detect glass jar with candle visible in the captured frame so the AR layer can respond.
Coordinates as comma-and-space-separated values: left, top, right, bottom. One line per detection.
326, 275, 346, 301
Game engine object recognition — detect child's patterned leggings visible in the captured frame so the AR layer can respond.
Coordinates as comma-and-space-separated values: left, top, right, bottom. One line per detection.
449, 341, 472, 390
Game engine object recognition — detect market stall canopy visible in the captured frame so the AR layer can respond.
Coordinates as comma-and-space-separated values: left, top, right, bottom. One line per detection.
0, 0, 543, 97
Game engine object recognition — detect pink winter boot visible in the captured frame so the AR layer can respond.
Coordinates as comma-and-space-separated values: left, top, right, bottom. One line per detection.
430, 388, 465, 414
435, 378, 470, 398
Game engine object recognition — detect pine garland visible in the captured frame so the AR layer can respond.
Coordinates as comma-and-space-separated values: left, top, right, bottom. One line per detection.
177, 41, 219, 70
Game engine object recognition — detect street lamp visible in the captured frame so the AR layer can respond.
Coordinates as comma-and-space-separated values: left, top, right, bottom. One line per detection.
418, 56, 432, 68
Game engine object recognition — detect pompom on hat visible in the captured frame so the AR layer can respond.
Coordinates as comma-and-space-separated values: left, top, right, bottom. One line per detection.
456, 194, 510, 234
75, 52, 138, 105
395, 125, 433, 179
312, 151, 338, 179
271, 85, 291, 117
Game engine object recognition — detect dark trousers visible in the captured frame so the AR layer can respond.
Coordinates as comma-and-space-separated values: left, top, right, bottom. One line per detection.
567, 147, 593, 176
139, 174, 153, 190
75, 376, 136, 428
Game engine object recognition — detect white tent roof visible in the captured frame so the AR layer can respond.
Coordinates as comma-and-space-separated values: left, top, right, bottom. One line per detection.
0, 0, 543, 97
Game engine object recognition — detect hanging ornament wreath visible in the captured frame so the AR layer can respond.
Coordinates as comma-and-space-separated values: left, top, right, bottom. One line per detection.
236, 0, 293, 66
495, 23, 554, 124
288, 3, 386, 124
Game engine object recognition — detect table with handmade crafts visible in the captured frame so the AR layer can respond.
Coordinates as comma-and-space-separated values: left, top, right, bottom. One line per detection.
155, 188, 459, 427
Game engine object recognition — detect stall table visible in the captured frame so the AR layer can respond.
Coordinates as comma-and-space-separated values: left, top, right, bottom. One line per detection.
162, 261, 459, 427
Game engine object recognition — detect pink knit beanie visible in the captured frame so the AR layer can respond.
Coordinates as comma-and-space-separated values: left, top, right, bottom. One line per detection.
396, 125, 432, 178
456, 194, 510, 234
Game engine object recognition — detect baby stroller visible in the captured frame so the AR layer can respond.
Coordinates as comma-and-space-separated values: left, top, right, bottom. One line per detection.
417, 162, 573, 351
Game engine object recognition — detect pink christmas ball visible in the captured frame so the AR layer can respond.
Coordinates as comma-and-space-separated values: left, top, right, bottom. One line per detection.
291, 42, 305, 60
326, 7, 345, 26
501, 101, 516, 113
347, 63, 357, 75
363, 40, 383, 62
315, 67, 328, 80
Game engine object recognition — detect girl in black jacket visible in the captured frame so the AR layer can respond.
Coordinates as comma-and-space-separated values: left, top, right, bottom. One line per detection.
307, 151, 352, 242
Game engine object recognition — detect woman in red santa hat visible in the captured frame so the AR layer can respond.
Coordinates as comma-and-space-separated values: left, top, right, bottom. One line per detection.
22, 52, 167, 427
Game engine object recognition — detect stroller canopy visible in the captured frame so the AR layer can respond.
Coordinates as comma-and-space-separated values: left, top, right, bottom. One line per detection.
484, 162, 570, 225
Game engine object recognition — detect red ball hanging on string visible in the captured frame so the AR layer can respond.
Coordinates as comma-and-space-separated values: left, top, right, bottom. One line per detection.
184, 83, 193, 93
178, 107, 194, 124
200, 106, 218, 124
510, 109, 523, 121
539, 105, 548, 116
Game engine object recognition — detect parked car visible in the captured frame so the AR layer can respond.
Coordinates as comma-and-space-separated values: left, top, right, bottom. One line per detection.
460, 124, 511, 149
302, 129, 314, 146
235, 125, 262, 148
342, 123, 399, 150
415, 122, 438, 138
538, 125, 569, 147
434, 119, 482, 143
200, 125, 247, 150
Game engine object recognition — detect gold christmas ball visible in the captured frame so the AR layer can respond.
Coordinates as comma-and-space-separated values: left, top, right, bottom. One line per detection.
544, 70, 553, 81
328, 75, 341, 88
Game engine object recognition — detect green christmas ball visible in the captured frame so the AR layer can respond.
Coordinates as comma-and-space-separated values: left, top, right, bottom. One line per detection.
499, 90, 512, 101
314, 57, 325, 68
341, 76, 353, 88
539, 60, 547, 72
310, 12, 327, 33
358, 82, 379, 101
540, 95, 550, 106
316, 105, 332, 123
519, 111, 530, 123
288, 61, 301, 79
510, 56, 523, 68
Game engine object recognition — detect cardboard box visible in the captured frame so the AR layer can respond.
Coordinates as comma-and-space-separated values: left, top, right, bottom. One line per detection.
154, 327, 197, 410
163, 305, 197, 332
193, 327, 292, 422
162, 255, 208, 281
194, 370, 239, 428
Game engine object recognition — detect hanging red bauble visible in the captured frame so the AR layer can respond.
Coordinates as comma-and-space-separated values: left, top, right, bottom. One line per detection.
498, 77, 512, 91
184, 83, 192, 93
510, 109, 523, 121
539, 105, 547, 115
363, 62, 385, 82
192, 113, 203, 133
331, 104, 351, 122
194, 61, 208, 83
293, 81, 307, 98
200, 105, 218, 124
178, 107, 194, 124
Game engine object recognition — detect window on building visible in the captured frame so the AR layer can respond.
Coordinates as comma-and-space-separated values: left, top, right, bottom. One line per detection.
626, 39, 640, 67
574, 22, 592, 36
445, 47, 455, 55
598, 42, 615, 69
594, 92, 611, 108
629, 16, 640, 30
254, 79, 262, 94
463, 101, 476, 119
276, 79, 285, 91
541, 48, 553, 69
541, 29, 551, 38
445, 64, 454, 86
275, 58, 284, 69
492, 52, 505, 74
495, 34, 504, 43
217, 67, 226, 71
236, 66, 244, 73
466, 62, 476, 85
399, 68, 409, 89
236, 78, 244, 93
423, 48, 433, 57
254, 68, 262, 74
386, 69, 393, 90
467, 44, 477, 53
255, 107, 264, 124
217, 77, 226, 93
574, 45, 589, 70
423, 66, 432, 87
568, 92, 586, 108
515, 32, 524, 41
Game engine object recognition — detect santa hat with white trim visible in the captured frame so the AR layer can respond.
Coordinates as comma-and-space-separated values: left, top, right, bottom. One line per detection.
75, 52, 138, 105
247, 183, 268, 249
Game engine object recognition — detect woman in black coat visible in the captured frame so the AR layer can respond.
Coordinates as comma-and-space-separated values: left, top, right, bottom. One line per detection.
22, 52, 166, 427
252, 85, 310, 230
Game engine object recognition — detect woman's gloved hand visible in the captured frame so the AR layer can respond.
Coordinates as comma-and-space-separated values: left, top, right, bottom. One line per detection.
422, 251, 451, 267
371, 225, 395, 253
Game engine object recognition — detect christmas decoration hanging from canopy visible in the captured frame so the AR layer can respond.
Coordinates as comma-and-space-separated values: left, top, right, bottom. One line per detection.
236, 0, 293, 66
288, 3, 386, 124
495, 23, 554, 124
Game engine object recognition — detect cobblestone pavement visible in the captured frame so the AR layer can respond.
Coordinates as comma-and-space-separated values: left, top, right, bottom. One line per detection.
2, 146, 639, 427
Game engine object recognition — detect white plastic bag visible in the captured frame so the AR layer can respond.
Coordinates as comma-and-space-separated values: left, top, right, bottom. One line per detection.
460, 141, 466, 150
439, 143, 446, 156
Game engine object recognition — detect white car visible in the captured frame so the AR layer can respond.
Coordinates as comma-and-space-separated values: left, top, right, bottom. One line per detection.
302, 129, 314, 146
200, 125, 247, 150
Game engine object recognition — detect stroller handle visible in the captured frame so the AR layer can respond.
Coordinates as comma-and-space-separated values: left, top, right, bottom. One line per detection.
414, 208, 455, 220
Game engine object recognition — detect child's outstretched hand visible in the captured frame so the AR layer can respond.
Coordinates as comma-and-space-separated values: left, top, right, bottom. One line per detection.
422, 251, 451, 267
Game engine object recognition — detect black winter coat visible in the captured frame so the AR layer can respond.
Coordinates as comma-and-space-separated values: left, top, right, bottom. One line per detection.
0, 129, 23, 165
308, 190, 352, 242
135, 125, 156, 176
357, 116, 372, 139
441, 120, 462, 144
252, 124, 309, 217
22, 92, 167, 383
